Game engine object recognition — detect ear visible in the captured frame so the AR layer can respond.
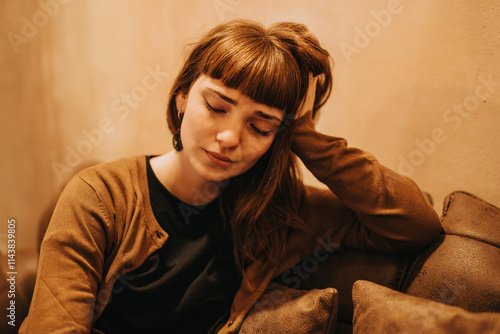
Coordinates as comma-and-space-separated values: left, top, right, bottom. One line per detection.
175, 91, 187, 112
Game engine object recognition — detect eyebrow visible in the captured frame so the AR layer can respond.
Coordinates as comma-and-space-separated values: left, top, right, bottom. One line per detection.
208, 88, 237, 105
207, 87, 283, 122
255, 111, 282, 122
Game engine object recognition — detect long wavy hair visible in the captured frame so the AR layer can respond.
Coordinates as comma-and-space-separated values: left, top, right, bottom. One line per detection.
166, 19, 333, 272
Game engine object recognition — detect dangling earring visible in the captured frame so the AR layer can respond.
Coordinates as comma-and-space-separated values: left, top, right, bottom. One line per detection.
172, 108, 183, 151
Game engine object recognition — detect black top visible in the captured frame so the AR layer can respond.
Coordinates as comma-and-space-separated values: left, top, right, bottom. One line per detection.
93, 156, 241, 333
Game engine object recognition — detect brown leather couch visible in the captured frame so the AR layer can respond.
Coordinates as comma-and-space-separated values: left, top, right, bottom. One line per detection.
2, 190, 499, 333
275, 190, 500, 333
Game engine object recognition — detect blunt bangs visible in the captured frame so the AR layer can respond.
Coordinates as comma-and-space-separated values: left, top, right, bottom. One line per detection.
199, 31, 304, 116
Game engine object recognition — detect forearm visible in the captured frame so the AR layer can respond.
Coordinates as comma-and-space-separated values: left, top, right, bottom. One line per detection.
292, 112, 442, 252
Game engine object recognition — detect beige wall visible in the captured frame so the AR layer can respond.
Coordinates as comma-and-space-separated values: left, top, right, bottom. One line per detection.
1, 0, 499, 252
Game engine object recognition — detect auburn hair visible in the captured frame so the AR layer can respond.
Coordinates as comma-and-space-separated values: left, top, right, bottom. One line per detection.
166, 19, 333, 272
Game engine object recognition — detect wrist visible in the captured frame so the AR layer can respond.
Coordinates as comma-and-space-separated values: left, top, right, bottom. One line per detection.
294, 110, 315, 129
291, 111, 317, 155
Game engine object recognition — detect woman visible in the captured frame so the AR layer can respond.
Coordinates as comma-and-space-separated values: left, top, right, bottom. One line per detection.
20, 19, 441, 333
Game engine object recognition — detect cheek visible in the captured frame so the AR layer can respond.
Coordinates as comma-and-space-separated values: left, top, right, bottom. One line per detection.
181, 107, 212, 139
242, 138, 274, 165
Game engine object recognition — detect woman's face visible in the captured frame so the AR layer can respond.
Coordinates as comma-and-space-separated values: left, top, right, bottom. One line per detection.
175, 74, 284, 183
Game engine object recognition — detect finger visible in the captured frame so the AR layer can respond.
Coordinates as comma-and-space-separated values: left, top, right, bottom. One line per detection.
297, 72, 319, 118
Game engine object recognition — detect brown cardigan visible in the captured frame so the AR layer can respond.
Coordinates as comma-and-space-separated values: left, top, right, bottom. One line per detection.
20, 114, 442, 333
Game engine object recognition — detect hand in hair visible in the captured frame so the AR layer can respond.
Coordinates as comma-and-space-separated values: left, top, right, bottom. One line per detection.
296, 72, 321, 119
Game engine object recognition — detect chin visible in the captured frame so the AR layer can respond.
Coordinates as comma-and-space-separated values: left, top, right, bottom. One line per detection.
206, 168, 237, 183
191, 161, 234, 183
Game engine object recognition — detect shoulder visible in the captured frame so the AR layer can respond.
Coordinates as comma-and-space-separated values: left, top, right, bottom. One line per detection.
70, 155, 149, 208
78, 155, 145, 178
77, 156, 146, 188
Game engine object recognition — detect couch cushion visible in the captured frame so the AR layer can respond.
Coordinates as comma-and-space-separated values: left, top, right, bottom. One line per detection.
402, 191, 500, 312
352, 280, 500, 334
275, 249, 411, 329
403, 234, 500, 312
441, 191, 500, 247
239, 282, 337, 333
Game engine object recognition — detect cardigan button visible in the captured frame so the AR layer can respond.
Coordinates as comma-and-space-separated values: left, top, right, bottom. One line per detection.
156, 231, 163, 238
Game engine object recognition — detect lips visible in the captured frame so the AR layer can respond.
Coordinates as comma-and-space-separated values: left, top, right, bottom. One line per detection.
205, 150, 235, 168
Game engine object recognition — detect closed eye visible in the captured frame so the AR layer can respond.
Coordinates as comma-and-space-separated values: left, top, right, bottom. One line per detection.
250, 124, 272, 137
204, 100, 225, 113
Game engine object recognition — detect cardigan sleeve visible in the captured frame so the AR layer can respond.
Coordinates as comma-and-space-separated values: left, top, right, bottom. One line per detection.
19, 175, 109, 334
292, 112, 442, 253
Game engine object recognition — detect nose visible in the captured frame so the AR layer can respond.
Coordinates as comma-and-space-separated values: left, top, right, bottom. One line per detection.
216, 126, 242, 149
